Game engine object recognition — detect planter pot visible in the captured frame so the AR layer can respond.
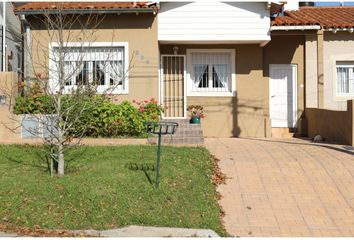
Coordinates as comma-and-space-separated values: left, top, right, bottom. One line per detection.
190, 116, 201, 124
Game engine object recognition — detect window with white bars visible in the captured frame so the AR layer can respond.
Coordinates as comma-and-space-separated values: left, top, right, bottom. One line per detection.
49, 43, 128, 94
336, 62, 354, 96
187, 49, 235, 97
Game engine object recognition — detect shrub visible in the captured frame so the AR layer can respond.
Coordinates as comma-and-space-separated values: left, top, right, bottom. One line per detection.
14, 92, 164, 137
112, 101, 146, 136
133, 98, 164, 123
13, 95, 52, 114
13, 80, 52, 114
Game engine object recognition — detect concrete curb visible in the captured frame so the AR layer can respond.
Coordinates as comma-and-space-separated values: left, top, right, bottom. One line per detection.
74, 225, 219, 237
0, 232, 18, 237
1, 225, 220, 237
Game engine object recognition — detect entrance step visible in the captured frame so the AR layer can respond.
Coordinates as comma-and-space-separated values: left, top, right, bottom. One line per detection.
271, 128, 295, 139
147, 119, 204, 145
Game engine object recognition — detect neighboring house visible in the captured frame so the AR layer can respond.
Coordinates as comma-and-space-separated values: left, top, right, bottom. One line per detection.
0, 2, 22, 142
0, 2, 22, 74
11, 1, 354, 144
271, 5, 354, 144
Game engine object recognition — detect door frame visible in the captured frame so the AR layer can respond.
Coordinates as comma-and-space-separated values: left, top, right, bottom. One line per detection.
159, 54, 187, 119
269, 64, 298, 128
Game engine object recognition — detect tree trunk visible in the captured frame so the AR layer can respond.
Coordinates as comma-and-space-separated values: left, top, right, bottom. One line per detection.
57, 141, 64, 176
57, 91, 64, 176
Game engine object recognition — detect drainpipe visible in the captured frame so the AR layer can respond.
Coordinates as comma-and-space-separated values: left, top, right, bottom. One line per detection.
21, 15, 30, 88
2, 0, 6, 72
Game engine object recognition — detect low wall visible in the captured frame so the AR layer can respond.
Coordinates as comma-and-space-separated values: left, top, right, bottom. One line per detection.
0, 72, 22, 142
305, 100, 354, 146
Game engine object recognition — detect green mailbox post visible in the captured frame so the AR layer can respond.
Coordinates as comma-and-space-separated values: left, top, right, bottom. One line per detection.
146, 121, 178, 188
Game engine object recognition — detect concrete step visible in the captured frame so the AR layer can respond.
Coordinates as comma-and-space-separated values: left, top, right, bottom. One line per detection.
148, 136, 204, 145
271, 128, 295, 139
148, 119, 204, 145
173, 128, 203, 135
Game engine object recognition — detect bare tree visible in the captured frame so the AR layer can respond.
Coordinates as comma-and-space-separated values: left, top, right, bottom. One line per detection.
6, 4, 133, 176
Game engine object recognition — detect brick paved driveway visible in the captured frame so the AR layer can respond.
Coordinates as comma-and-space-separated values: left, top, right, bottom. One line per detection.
205, 138, 354, 237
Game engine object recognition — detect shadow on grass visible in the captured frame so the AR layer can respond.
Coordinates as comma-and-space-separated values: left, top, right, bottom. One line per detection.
1, 145, 90, 175
0, 145, 45, 172
62, 146, 90, 174
35, 145, 89, 175
3, 154, 48, 172
125, 162, 156, 186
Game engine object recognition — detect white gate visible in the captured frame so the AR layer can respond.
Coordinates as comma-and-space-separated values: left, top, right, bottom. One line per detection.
160, 55, 186, 118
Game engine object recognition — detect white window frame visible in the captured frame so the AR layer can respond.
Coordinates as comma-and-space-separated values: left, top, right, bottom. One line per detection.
49, 42, 129, 94
335, 61, 354, 97
186, 49, 236, 97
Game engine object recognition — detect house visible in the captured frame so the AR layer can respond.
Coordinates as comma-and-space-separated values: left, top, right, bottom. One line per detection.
270, 5, 354, 145
0, 2, 22, 74
0, 2, 22, 143
14, 1, 273, 140
9, 1, 354, 145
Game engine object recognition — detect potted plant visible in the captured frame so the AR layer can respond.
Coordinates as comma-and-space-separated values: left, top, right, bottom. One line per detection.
187, 105, 205, 124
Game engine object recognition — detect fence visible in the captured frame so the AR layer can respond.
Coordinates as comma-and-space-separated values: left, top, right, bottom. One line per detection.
305, 100, 354, 146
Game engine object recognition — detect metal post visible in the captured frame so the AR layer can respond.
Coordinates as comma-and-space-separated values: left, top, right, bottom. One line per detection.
155, 129, 162, 188
25, 24, 30, 88
2, 0, 6, 72
146, 121, 177, 189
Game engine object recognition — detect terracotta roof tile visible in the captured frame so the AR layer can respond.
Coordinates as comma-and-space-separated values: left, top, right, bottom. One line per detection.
14, 2, 157, 13
272, 6, 354, 29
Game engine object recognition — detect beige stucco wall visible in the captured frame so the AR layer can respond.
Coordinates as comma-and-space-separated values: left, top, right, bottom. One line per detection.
263, 34, 306, 135
323, 32, 354, 111
305, 34, 319, 108
160, 44, 270, 138
306, 100, 354, 146
0, 72, 22, 142
305, 31, 354, 111
26, 13, 159, 103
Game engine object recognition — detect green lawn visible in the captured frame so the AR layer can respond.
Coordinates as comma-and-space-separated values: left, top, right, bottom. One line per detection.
0, 144, 226, 236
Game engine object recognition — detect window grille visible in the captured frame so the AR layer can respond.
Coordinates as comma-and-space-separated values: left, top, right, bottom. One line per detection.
51, 46, 126, 93
189, 52, 231, 93
336, 62, 354, 96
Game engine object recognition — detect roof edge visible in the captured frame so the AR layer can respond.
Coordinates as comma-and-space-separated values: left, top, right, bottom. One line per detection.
270, 25, 321, 31
15, 8, 155, 15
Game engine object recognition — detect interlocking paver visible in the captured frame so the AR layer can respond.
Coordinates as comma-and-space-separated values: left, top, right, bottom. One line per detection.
205, 138, 354, 237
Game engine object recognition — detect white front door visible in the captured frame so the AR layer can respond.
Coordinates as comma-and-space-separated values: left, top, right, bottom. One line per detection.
269, 64, 297, 128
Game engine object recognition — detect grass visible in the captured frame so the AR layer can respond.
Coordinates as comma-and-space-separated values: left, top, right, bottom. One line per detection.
0, 144, 226, 236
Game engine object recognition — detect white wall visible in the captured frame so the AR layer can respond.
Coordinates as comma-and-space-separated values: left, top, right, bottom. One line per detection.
158, 1, 270, 43
283, 0, 299, 11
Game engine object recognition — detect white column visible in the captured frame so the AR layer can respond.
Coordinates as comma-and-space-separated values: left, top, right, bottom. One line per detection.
2, 0, 6, 72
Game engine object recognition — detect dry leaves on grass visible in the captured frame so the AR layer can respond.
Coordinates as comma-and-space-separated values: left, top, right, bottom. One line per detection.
16, 228, 97, 237
0, 222, 98, 237
210, 155, 229, 186
210, 154, 229, 234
